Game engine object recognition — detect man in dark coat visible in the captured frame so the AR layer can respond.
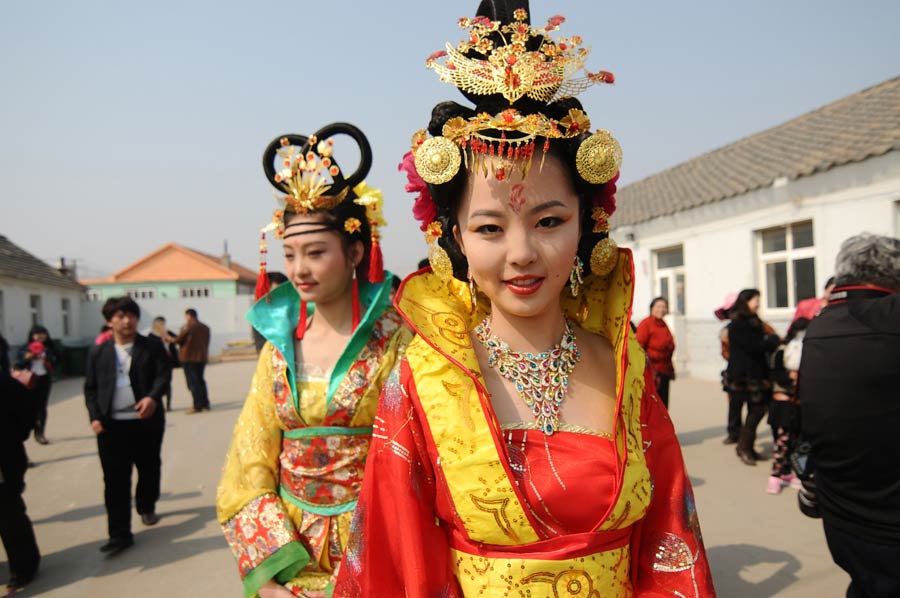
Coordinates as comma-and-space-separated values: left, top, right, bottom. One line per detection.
0, 366, 41, 592
85, 296, 171, 554
799, 233, 900, 597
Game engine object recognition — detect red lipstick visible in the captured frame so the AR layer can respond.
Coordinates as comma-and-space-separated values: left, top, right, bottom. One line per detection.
504, 276, 544, 296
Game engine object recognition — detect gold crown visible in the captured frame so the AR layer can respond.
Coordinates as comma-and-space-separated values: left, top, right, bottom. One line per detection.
273, 135, 348, 213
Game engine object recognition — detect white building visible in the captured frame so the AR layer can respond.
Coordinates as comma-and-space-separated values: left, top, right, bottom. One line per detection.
0, 235, 86, 351
613, 76, 900, 381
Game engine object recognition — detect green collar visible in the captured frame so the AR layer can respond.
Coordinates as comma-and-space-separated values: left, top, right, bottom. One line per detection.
247, 273, 396, 411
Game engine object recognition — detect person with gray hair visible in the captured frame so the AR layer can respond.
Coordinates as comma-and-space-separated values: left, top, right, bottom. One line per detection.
798, 232, 900, 597
831, 232, 900, 290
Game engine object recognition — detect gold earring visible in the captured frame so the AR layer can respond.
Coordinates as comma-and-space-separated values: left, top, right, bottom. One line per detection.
569, 256, 584, 297
590, 237, 619, 276
468, 272, 478, 311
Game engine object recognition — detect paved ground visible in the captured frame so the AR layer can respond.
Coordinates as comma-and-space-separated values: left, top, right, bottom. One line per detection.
2, 364, 848, 597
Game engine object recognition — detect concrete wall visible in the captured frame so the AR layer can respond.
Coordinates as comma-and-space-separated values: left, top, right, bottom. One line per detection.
0, 277, 85, 346
615, 151, 900, 380
80, 295, 256, 357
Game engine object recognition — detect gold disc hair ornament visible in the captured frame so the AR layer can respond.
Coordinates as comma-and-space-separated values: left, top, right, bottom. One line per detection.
576, 130, 623, 185
590, 237, 619, 276
414, 136, 462, 185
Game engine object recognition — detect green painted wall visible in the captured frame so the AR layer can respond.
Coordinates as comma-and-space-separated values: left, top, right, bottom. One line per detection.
86, 279, 250, 300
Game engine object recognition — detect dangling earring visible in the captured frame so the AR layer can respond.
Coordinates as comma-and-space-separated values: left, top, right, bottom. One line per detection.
569, 256, 584, 297
295, 300, 308, 340
351, 267, 361, 332
468, 271, 478, 311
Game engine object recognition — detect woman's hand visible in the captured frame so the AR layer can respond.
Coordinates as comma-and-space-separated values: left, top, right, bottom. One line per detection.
258, 581, 296, 598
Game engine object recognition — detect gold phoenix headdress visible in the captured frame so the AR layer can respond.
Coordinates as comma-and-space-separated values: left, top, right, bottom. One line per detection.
411, 6, 622, 185
402, 3, 623, 280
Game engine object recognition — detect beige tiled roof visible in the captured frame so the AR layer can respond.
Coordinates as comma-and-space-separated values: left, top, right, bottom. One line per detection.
0, 235, 84, 290
614, 76, 900, 227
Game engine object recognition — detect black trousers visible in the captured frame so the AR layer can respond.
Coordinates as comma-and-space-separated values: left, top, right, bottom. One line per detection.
97, 418, 164, 540
726, 391, 767, 439
31, 374, 52, 436
0, 481, 40, 584
654, 373, 672, 409
182, 362, 209, 409
824, 521, 900, 598
162, 382, 172, 411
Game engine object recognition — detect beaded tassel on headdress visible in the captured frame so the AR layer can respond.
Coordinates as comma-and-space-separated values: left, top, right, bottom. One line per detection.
255, 230, 271, 301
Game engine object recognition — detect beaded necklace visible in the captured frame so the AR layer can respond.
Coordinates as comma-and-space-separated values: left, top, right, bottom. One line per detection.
475, 317, 581, 435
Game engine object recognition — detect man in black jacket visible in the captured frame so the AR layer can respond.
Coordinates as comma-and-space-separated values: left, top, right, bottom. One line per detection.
799, 233, 900, 597
1, 368, 41, 592
84, 296, 171, 554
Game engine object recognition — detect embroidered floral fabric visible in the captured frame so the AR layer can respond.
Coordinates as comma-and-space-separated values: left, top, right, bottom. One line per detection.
222, 493, 300, 578
217, 308, 410, 597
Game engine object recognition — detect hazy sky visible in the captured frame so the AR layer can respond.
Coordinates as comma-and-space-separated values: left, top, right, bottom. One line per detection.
2, 0, 898, 280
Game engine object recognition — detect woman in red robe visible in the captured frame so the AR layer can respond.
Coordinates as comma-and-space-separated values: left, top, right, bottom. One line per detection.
334, 3, 715, 596
636, 298, 676, 408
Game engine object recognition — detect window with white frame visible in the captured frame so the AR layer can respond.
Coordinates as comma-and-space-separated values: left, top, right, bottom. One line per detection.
86, 290, 101, 302
180, 286, 211, 298
29, 294, 42, 326
653, 245, 685, 315
757, 221, 817, 310
61, 297, 71, 336
126, 288, 156, 300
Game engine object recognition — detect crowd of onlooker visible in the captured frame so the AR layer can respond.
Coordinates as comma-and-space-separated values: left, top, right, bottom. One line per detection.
635, 233, 900, 598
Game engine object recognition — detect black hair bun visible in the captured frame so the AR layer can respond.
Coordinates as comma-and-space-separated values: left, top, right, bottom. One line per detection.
429, 101, 476, 137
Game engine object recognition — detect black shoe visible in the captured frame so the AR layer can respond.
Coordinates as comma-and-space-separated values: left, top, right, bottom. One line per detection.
140, 512, 159, 526
34, 433, 49, 445
99, 537, 134, 553
722, 436, 738, 445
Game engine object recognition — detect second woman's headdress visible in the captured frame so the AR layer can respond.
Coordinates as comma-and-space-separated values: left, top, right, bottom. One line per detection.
255, 122, 387, 300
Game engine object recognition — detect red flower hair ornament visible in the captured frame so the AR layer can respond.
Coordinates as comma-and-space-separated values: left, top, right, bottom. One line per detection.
399, 151, 438, 231
591, 171, 619, 217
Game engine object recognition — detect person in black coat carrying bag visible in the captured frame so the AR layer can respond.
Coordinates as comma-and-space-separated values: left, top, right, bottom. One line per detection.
798, 234, 900, 598
84, 296, 171, 554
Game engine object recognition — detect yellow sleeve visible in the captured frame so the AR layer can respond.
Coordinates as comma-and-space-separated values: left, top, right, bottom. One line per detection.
216, 343, 310, 598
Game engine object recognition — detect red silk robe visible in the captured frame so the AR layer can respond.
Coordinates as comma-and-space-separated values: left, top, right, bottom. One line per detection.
335, 250, 715, 597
